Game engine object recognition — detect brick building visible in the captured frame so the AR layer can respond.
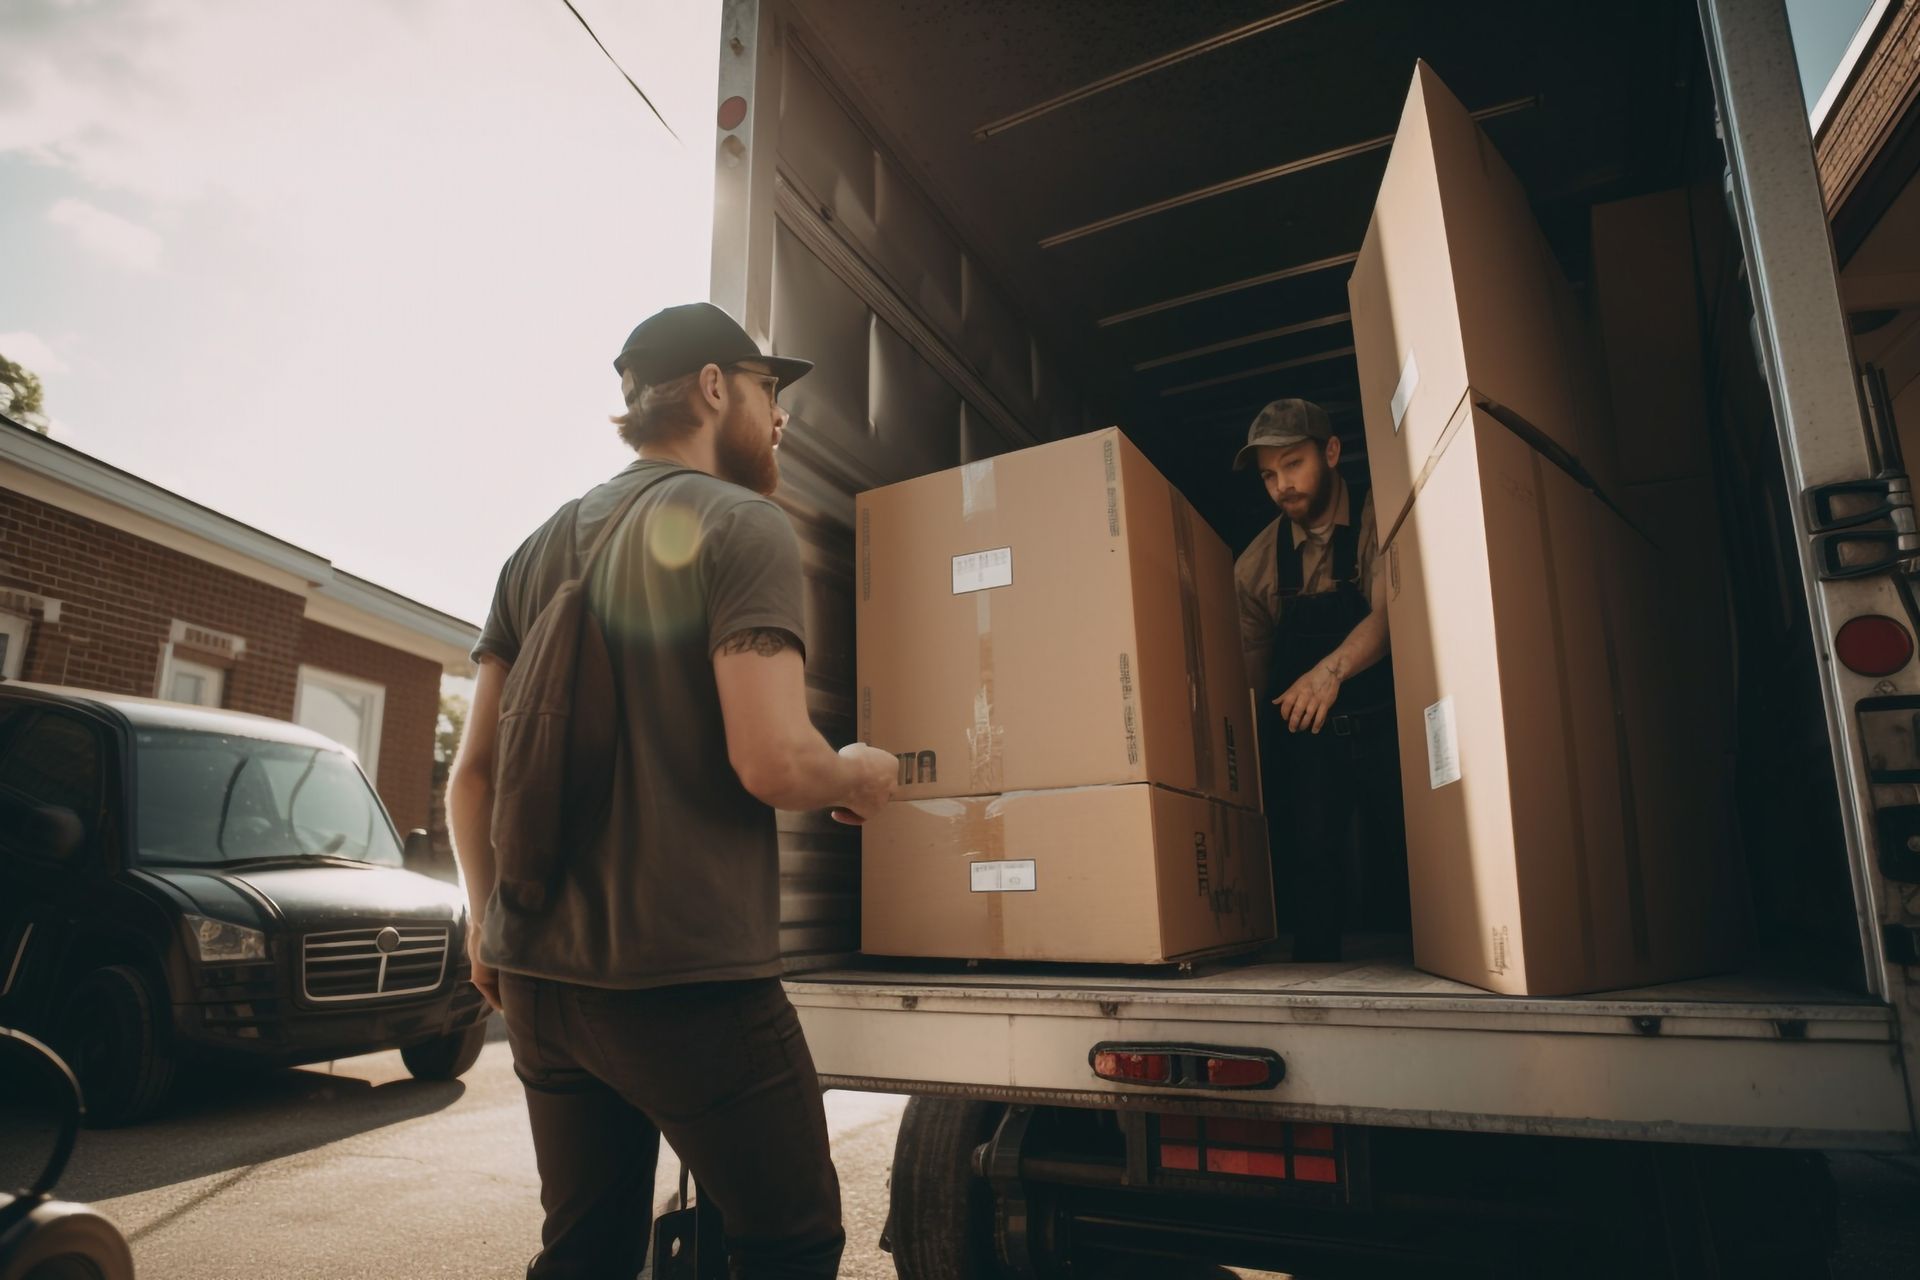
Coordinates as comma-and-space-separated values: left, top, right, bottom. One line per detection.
1817, 0, 1920, 460
0, 414, 477, 837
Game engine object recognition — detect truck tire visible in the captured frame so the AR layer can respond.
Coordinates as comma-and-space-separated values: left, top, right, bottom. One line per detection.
888, 1097, 1007, 1280
400, 1020, 489, 1081
56, 964, 175, 1128
1665, 1146, 1838, 1278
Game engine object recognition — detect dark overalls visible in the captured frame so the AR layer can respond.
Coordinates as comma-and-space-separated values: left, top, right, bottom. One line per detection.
1261, 477, 1410, 962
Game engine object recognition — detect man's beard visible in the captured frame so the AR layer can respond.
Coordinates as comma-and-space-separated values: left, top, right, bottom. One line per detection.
1277, 460, 1334, 524
716, 404, 780, 496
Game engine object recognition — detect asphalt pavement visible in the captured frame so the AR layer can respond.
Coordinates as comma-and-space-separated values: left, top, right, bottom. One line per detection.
51, 1018, 906, 1279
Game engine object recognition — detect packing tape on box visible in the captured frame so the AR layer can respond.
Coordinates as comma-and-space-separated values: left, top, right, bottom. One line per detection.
1170, 493, 1216, 795
968, 593, 1004, 791
1475, 394, 1656, 546
958, 459, 1005, 792
953, 794, 1010, 954
961, 458, 997, 521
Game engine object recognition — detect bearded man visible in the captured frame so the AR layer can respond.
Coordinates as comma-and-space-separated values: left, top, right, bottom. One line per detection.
1233, 398, 1408, 963
450, 302, 897, 1278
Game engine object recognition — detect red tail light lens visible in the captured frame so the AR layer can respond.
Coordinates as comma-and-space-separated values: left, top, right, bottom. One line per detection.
1089, 1043, 1285, 1090
1205, 1056, 1276, 1088
1092, 1051, 1172, 1084
1836, 615, 1913, 676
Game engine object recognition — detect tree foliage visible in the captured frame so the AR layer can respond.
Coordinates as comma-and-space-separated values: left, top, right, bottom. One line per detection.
0, 353, 48, 433
434, 692, 470, 786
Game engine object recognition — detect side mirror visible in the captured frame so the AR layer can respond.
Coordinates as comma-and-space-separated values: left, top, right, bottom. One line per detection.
0, 796, 84, 861
402, 828, 434, 874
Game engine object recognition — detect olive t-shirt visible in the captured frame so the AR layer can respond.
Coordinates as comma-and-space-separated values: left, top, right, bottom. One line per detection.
471, 459, 808, 988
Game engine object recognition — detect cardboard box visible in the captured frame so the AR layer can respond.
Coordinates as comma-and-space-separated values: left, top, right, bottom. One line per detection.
1378, 403, 1744, 994
1349, 60, 1607, 529
1589, 188, 1722, 486
861, 783, 1275, 964
856, 427, 1257, 808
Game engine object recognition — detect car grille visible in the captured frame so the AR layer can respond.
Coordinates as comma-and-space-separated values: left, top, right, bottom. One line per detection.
301, 925, 449, 1003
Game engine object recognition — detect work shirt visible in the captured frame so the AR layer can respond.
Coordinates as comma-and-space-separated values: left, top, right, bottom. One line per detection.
472, 458, 808, 989
1233, 473, 1379, 704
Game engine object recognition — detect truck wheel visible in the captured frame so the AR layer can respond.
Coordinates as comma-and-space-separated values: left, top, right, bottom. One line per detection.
1657, 1146, 1837, 1277
57, 964, 175, 1128
400, 1020, 489, 1081
888, 1097, 1007, 1280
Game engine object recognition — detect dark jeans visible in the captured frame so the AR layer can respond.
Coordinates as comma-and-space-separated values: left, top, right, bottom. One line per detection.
1265, 705, 1411, 960
499, 972, 843, 1280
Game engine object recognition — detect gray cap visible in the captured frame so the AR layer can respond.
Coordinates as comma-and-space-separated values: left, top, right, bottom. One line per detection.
1232, 399, 1332, 470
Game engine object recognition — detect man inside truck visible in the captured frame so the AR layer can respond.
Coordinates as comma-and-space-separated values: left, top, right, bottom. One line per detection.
1234, 398, 1409, 962
450, 302, 899, 1279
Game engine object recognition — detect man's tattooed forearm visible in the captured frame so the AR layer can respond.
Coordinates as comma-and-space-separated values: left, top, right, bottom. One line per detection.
719, 627, 796, 657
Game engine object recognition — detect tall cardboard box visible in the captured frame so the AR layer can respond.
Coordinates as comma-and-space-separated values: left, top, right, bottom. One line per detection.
1589, 188, 1723, 487
1348, 60, 1613, 530
1377, 403, 1745, 994
1589, 190, 1742, 925
861, 784, 1274, 964
856, 427, 1257, 809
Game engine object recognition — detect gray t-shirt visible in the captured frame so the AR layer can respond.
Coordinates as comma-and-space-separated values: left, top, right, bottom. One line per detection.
471, 459, 808, 988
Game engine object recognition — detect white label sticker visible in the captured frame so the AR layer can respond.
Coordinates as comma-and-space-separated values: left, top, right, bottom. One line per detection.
952, 546, 1014, 595
970, 859, 1037, 893
1390, 350, 1420, 433
1425, 695, 1460, 789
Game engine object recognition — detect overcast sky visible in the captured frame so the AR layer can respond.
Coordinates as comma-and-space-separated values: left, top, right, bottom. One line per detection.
1, 0, 720, 627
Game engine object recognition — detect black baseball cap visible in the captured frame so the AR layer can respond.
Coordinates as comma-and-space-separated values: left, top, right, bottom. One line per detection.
613, 302, 813, 391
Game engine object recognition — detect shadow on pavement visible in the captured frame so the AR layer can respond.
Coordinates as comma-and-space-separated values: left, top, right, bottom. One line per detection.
34, 1062, 467, 1203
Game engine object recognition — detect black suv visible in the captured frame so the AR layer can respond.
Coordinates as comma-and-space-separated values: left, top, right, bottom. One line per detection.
0, 682, 489, 1124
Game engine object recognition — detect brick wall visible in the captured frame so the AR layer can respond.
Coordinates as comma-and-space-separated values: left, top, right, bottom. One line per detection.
1, 484, 442, 835
1818, 1, 1920, 211
1, 485, 303, 718
298, 621, 441, 833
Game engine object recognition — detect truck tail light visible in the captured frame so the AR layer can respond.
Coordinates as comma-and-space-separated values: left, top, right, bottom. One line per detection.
1205, 1056, 1276, 1088
1088, 1043, 1284, 1091
1152, 1115, 1343, 1185
1091, 1051, 1172, 1085
1836, 614, 1913, 676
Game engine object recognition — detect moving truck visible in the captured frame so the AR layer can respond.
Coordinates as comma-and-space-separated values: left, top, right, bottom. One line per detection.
696, 1, 1920, 1273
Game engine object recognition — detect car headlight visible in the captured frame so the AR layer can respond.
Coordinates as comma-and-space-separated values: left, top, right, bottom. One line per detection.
184, 914, 268, 963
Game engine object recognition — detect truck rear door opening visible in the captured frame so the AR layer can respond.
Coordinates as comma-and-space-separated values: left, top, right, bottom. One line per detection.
705, 0, 1919, 1272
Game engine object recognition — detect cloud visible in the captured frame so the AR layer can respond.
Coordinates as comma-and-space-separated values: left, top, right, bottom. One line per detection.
45, 196, 161, 270
0, 330, 71, 375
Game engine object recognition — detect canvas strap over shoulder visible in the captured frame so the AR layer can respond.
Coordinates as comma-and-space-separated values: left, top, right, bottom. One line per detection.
489, 465, 685, 914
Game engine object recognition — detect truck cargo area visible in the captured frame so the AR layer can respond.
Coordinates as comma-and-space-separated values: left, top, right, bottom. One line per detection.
726, 0, 1912, 1145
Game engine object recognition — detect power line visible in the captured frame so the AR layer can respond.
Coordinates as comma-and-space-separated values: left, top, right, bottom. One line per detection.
557, 0, 680, 144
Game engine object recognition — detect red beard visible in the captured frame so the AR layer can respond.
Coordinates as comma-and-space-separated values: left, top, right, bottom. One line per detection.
716, 403, 780, 496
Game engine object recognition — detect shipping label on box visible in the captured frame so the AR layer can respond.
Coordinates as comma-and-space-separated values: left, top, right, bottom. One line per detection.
856, 428, 1257, 807
862, 784, 1274, 965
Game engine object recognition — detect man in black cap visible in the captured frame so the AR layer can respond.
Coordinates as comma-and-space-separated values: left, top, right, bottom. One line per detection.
449, 302, 898, 1278
1234, 398, 1407, 963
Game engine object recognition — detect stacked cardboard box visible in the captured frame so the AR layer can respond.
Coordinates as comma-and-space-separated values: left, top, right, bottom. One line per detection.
1348, 62, 1748, 995
856, 427, 1274, 964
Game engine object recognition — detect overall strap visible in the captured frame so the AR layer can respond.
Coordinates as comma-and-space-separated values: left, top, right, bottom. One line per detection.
1330, 472, 1370, 589
1276, 527, 1306, 598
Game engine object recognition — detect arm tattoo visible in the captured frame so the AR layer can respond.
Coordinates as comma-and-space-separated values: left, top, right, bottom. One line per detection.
718, 627, 797, 657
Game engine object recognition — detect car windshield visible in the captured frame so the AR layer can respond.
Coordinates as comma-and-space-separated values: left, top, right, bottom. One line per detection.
134, 728, 403, 868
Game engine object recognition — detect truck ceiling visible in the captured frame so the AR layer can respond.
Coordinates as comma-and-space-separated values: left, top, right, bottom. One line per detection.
787, 0, 1720, 548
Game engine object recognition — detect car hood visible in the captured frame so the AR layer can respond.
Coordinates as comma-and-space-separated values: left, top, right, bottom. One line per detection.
147, 864, 462, 931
